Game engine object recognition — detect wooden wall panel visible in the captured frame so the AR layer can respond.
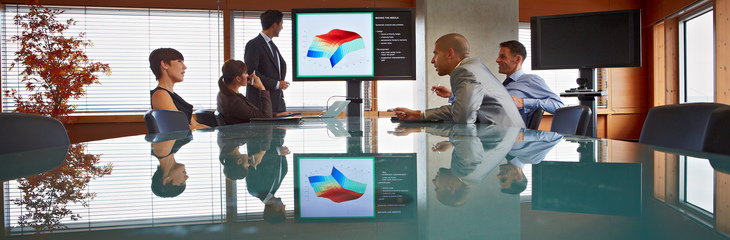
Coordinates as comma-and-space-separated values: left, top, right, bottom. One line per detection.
653, 154, 666, 201
717, 0, 730, 104
664, 17, 680, 105
607, 113, 646, 139
65, 122, 147, 144
609, 67, 649, 108
718, 171, 730, 235
652, 22, 666, 106
519, 0, 611, 22
645, 0, 697, 25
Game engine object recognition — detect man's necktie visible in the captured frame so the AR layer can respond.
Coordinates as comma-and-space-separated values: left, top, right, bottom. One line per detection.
269, 41, 281, 79
503, 77, 514, 87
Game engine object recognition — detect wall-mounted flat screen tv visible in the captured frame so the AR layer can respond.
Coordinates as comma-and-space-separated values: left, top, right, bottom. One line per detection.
531, 9, 642, 70
292, 8, 416, 81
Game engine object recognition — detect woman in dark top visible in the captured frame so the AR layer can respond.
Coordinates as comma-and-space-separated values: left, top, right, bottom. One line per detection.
217, 59, 292, 124
149, 48, 207, 128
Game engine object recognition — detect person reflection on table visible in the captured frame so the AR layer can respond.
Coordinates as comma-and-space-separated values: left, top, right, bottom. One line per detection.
245, 127, 290, 224
148, 131, 193, 198
428, 124, 519, 207
497, 129, 562, 195
217, 126, 270, 181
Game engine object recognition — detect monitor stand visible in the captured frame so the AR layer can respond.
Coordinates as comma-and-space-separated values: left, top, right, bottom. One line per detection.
346, 79, 364, 154
559, 68, 606, 138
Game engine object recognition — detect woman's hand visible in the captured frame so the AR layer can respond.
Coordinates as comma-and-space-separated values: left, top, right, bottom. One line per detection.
249, 73, 265, 91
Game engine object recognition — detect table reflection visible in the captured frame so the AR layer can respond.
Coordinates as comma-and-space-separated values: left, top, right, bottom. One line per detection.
2, 118, 730, 239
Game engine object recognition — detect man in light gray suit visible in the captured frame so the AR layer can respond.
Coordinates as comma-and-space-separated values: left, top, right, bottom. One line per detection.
392, 33, 525, 127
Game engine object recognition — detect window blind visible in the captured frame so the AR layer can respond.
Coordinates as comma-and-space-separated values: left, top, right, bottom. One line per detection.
2, 5, 223, 114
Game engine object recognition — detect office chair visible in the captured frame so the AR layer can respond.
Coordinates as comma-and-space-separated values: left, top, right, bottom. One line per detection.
0, 113, 70, 154
550, 105, 591, 136
526, 108, 545, 130
144, 110, 190, 134
640, 102, 730, 155
215, 111, 226, 126
0, 113, 70, 180
194, 109, 218, 127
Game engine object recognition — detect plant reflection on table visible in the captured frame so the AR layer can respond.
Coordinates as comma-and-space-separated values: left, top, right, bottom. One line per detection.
12, 143, 113, 234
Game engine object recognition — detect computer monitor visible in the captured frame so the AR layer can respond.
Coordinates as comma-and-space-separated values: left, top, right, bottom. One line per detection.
293, 153, 416, 222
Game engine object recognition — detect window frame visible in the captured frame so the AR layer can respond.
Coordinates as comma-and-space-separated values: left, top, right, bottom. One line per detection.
678, 6, 715, 103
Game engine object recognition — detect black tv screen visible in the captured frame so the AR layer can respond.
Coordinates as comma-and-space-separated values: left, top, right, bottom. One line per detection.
531, 9, 642, 70
292, 8, 416, 81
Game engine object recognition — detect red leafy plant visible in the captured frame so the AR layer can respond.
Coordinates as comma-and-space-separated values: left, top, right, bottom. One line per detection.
13, 144, 113, 233
4, 0, 114, 234
4, 0, 111, 124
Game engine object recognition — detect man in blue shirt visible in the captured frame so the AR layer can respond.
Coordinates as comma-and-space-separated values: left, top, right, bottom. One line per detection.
496, 40, 564, 124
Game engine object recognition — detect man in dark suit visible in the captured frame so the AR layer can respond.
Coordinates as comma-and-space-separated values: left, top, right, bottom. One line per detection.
244, 10, 290, 113
246, 127, 289, 224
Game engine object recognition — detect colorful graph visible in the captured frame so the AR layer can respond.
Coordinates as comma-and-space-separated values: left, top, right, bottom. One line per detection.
306, 29, 366, 67
308, 167, 367, 203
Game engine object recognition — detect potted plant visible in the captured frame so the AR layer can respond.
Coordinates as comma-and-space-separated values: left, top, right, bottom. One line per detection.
4, 0, 113, 233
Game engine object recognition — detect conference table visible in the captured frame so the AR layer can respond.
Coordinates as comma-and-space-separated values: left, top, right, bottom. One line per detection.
2, 117, 730, 240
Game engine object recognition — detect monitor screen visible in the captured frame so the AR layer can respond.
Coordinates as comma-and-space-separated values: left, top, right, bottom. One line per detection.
530, 9, 642, 70
294, 153, 416, 221
292, 8, 416, 81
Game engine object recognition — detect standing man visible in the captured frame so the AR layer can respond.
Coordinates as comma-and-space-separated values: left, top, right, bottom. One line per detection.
496, 40, 564, 124
245, 10, 290, 114
393, 33, 524, 127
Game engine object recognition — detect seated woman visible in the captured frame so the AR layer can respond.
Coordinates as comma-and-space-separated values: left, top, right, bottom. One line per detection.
217, 59, 291, 124
149, 131, 192, 198
149, 48, 208, 129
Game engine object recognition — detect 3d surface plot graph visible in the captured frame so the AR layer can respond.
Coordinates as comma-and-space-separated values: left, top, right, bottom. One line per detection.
306, 29, 366, 67
308, 167, 367, 203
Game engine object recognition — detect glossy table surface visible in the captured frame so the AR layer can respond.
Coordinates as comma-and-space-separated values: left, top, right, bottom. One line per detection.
2, 117, 730, 240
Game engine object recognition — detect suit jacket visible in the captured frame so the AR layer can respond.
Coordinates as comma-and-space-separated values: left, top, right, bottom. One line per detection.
216, 88, 272, 125
424, 57, 525, 128
246, 127, 287, 201
244, 34, 287, 113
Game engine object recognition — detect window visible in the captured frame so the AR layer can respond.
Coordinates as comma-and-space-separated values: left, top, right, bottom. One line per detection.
2, 5, 223, 114
682, 157, 714, 215
680, 9, 715, 103
519, 24, 579, 107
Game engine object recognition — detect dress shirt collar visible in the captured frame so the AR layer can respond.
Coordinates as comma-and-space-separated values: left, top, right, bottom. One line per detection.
260, 32, 273, 43
509, 158, 526, 169
456, 57, 470, 68
508, 68, 525, 82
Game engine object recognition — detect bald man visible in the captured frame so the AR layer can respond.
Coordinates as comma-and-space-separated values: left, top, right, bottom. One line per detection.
393, 33, 525, 127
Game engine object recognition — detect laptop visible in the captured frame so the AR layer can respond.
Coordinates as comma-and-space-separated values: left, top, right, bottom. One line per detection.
301, 100, 350, 119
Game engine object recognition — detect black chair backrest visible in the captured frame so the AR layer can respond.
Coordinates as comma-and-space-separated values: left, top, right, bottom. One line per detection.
144, 110, 190, 134
0, 113, 70, 154
550, 105, 591, 136
194, 109, 218, 127
526, 108, 544, 130
215, 111, 226, 126
640, 103, 730, 155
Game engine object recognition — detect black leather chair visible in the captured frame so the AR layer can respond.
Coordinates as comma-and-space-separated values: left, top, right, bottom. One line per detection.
194, 109, 218, 127
0, 113, 70, 180
0, 113, 70, 154
144, 110, 190, 134
640, 102, 730, 155
526, 108, 544, 130
550, 105, 591, 136
215, 111, 226, 126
